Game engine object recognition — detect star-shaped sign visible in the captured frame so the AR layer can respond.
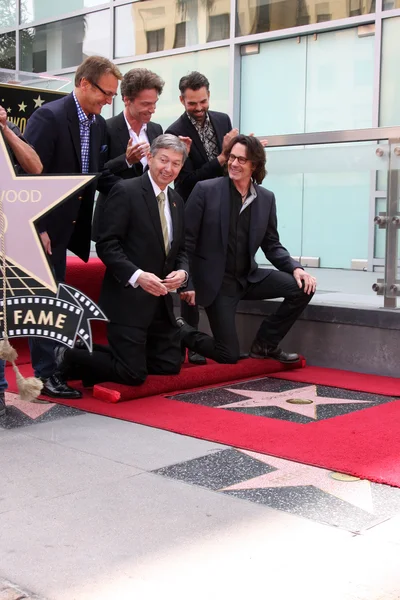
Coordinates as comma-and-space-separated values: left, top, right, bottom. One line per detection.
6, 107, 11, 114
0, 133, 95, 292
219, 385, 372, 419
18, 101, 27, 112
222, 450, 374, 513
33, 95, 45, 109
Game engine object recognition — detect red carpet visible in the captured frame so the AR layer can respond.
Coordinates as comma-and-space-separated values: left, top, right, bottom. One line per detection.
5, 363, 400, 488
93, 358, 304, 402
269, 366, 400, 397
7, 256, 400, 486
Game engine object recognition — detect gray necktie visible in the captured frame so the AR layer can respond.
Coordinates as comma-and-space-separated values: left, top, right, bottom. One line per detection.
157, 192, 169, 253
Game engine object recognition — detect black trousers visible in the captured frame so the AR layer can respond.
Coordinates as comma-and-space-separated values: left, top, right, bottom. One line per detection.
181, 271, 313, 364
181, 298, 199, 328
62, 298, 181, 386
29, 255, 66, 379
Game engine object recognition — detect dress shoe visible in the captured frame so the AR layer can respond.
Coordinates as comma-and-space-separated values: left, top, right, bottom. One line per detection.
41, 374, 82, 399
0, 391, 6, 417
250, 340, 299, 363
239, 352, 249, 360
176, 316, 187, 329
188, 350, 206, 365
74, 338, 87, 350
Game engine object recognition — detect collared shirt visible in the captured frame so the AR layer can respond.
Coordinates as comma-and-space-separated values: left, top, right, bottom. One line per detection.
124, 113, 149, 168
240, 181, 258, 213
187, 111, 219, 161
221, 180, 258, 295
129, 172, 173, 288
73, 91, 96, 174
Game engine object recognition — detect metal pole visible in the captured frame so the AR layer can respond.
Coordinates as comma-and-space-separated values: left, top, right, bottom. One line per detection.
384, 140, 400, 308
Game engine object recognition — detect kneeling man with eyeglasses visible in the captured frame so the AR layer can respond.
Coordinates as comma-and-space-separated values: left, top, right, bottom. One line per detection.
178, 134, 316, 364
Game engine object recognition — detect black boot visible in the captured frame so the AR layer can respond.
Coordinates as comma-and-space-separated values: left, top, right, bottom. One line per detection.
250, 339, 299, 363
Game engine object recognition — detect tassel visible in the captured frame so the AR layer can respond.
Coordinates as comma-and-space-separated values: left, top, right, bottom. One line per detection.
0, 337, 18, 362
12, 363, 43, 402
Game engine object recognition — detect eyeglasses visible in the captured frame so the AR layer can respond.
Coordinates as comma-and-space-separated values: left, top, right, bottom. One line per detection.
228, 153, 249, 165
91, 81, 117, 99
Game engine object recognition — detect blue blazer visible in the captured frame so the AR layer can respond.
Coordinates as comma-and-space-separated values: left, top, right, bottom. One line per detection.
24, 92, 119, 263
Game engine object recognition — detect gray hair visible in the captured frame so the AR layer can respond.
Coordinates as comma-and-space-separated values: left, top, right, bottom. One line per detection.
150, 134, 188, 162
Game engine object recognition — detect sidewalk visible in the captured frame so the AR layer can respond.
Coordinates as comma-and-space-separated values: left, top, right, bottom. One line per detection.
2, 394, 400, 600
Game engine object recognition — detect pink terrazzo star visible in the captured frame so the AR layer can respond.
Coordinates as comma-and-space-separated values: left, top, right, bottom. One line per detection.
5, 391, 53, 419
219, 384, 372, 419
222, 450, 374, 513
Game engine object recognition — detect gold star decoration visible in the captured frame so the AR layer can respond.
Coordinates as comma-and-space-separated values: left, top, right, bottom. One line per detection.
6, 107, 11, 114
33, 95, 45, 109
18, 101, 27, 112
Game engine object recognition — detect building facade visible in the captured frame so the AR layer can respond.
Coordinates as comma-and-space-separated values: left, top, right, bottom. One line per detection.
1, 0, 400, 276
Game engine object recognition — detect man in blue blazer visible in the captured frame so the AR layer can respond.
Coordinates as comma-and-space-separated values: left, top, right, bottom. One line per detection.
178, 135, 317, 364
24, 55, 122, 399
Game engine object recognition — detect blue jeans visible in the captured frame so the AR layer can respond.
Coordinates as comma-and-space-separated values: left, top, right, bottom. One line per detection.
29, 255, 67, 379
0, 359, 8, 392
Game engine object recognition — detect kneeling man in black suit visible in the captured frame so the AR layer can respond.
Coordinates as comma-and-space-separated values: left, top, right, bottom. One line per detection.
178, 135, 316, 364
56, 134, 189, 394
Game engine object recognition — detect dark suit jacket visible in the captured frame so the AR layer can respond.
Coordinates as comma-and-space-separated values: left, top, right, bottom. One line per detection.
92, 112, 163, 241
96, 172, 188, 327
165, 110, 232, 201
185, 177, 301, 308
24, 93, 119, 263
104, 111, 163, 178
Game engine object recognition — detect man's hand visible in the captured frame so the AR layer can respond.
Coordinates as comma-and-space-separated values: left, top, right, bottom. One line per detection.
40, 232, 52, 255
180, 290, 196, 306
217, 128, 239, 165
249, 133, 268, 148
163, 270, 187, 291
293, 268, 316, 295
126, 138, 150, 165
0, 105, 7, 129
178, 136, 192, 154
137, 272, 168, 296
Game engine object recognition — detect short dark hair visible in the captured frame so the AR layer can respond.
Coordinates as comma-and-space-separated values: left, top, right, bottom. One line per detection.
179, 71, 210, 95
224, 135, 267, 184
121, 68, 164, 100
75, 56, 122, 87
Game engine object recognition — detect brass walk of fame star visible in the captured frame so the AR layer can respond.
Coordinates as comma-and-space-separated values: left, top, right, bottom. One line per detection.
18, 101, 27, 112
222, 450, 374, 513
0, 133, 95, 293
219, 384, 372, 419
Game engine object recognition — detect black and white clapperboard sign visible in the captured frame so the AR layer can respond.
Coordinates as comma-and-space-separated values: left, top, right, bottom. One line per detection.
0, 127, 107, 351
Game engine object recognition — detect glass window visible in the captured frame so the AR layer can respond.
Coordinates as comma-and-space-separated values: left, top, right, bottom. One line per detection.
20, 10, 110, 73
236, 0, 375, 36
112, 46, 230, 131
114, 0, 230, 59
0, 0, 16, 29
383, 0, 400, 8
240, 27, 374, 136
380, 17, 400, 127
21, 0, 108, 25
0, 32, 16, 70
